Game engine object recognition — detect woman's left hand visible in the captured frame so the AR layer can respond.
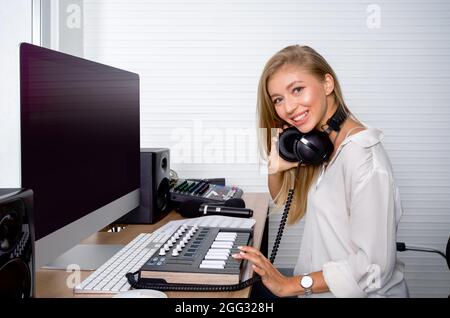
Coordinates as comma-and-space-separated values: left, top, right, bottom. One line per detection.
232, 245, 292, 297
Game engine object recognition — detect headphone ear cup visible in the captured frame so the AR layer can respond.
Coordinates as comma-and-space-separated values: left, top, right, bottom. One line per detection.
293, 130, 334, 165
278, 127, 303, 162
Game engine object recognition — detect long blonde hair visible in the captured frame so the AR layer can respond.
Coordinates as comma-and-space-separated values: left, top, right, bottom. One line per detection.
257, 45, 350, 224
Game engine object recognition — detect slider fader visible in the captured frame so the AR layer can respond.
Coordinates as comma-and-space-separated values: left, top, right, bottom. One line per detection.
169, 178, 243, 206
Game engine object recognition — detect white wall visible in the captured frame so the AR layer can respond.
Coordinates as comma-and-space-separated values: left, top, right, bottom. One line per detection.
0, 0, 32, 187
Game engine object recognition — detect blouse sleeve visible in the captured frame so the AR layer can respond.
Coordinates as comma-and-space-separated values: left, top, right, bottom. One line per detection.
322, 151, 400, 298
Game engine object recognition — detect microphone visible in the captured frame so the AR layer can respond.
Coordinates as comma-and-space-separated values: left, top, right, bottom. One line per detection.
207, 198, 246, 209
200, 203, 253, 218
177, 199, 253, 218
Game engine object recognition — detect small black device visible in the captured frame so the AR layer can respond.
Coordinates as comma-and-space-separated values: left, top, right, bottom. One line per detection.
177, 199, 253, 218
118, 148, 171, 224
138, 225, 252, 285
169, 178, 243, 208
0, 189, 35, 298
278, 106, 348, 165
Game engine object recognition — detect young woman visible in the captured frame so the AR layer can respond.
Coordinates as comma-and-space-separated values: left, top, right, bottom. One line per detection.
233, 45, 409, 298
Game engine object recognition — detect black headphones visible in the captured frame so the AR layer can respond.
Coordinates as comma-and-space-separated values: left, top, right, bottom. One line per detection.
278, 106, 348, 165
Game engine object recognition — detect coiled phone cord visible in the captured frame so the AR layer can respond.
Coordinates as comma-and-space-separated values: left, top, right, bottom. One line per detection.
126, 176, 296, 292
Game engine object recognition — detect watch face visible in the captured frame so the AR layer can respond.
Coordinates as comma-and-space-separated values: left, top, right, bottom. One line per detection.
301, 275, 313, 288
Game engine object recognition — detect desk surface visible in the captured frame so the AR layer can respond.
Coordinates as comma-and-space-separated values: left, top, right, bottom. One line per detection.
36, 193, 270, 298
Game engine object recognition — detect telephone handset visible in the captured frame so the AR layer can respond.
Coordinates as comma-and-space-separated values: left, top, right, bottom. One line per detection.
125, 174, 297, 292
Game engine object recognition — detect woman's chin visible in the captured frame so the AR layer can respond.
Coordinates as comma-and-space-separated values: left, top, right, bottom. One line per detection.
293, 121, 316, 134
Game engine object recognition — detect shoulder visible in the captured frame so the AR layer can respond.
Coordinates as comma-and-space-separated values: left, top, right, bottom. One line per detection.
339, 128, 393, 183
339, 128, 382, 163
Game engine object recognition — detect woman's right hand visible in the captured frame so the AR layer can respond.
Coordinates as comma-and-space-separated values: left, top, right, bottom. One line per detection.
268, 128, 299, 175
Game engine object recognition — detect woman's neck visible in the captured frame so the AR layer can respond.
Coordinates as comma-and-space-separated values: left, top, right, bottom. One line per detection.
328, 118, 366, 157
319, 97, 364, 149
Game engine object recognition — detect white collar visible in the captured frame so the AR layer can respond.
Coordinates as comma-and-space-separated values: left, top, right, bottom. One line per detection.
327, 127, 384, 167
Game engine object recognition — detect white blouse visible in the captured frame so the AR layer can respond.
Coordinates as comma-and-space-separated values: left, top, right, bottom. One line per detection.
293, 128, 409, 298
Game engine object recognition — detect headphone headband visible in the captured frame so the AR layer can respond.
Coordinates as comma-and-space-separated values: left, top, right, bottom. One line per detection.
324, 106, 348, 134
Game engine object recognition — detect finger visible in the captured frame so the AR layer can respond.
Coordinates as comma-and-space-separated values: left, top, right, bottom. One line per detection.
252, 264, 266, 277
231, 253, 243, 260
282, 124, 289, 129
234, 251, 265, 268
238, 246, 263, 256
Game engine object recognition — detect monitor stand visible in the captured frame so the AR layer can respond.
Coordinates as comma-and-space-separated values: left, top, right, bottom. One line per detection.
42, 244, 125, 271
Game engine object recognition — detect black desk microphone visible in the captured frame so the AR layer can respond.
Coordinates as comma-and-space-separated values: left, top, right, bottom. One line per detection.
177, 198, 253, 218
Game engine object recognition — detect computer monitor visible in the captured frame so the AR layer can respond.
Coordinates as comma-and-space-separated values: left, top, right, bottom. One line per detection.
19, 43, 140, 269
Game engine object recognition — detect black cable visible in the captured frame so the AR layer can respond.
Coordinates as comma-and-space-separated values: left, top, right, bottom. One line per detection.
269, 188, 294, 263
126, 170, 298, 292
125, 273, 258, 292
397, 242, 447, 260
405, 248, 446, 260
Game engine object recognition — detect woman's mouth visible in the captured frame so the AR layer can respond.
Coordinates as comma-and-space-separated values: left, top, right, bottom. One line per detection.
291, 110, 309, 125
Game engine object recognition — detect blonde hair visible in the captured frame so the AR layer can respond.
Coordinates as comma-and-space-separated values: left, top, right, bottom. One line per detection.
257, 45, 350, 224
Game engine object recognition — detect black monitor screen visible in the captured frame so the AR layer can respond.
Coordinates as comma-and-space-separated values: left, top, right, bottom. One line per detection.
20, 43, 140, 240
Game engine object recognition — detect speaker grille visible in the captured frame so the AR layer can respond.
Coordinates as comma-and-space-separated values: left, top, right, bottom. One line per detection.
0, 203, 23, 253
0, 259, 31, 298
0, 189, 34, 298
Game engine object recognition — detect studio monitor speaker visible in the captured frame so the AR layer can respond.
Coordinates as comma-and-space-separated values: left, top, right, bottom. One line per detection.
0, 188, 34, 298
117, 148, 171, 224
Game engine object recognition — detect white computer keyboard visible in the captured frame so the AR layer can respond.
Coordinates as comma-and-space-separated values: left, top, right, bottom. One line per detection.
74, 221, 179, 294
74, 216, 255, 294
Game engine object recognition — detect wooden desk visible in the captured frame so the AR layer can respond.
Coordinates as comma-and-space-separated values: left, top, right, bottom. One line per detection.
36, 193, 269, 298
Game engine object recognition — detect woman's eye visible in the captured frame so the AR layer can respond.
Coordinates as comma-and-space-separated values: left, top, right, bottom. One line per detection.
272, 97, 282, 105
293, 87, 303, 94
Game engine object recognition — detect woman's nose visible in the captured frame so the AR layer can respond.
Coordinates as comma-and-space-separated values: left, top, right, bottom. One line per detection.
284, 96, 298, 114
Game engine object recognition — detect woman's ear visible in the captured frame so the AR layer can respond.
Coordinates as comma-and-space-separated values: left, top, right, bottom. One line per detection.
323, 74, 335, 96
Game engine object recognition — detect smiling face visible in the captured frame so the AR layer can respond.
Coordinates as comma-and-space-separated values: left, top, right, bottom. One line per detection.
267, 64, 335, 133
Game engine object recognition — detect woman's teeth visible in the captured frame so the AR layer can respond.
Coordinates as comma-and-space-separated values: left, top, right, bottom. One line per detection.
293, 111, 308, 122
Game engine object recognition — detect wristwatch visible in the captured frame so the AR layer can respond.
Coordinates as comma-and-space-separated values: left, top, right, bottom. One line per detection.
300, 273, 314, 296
